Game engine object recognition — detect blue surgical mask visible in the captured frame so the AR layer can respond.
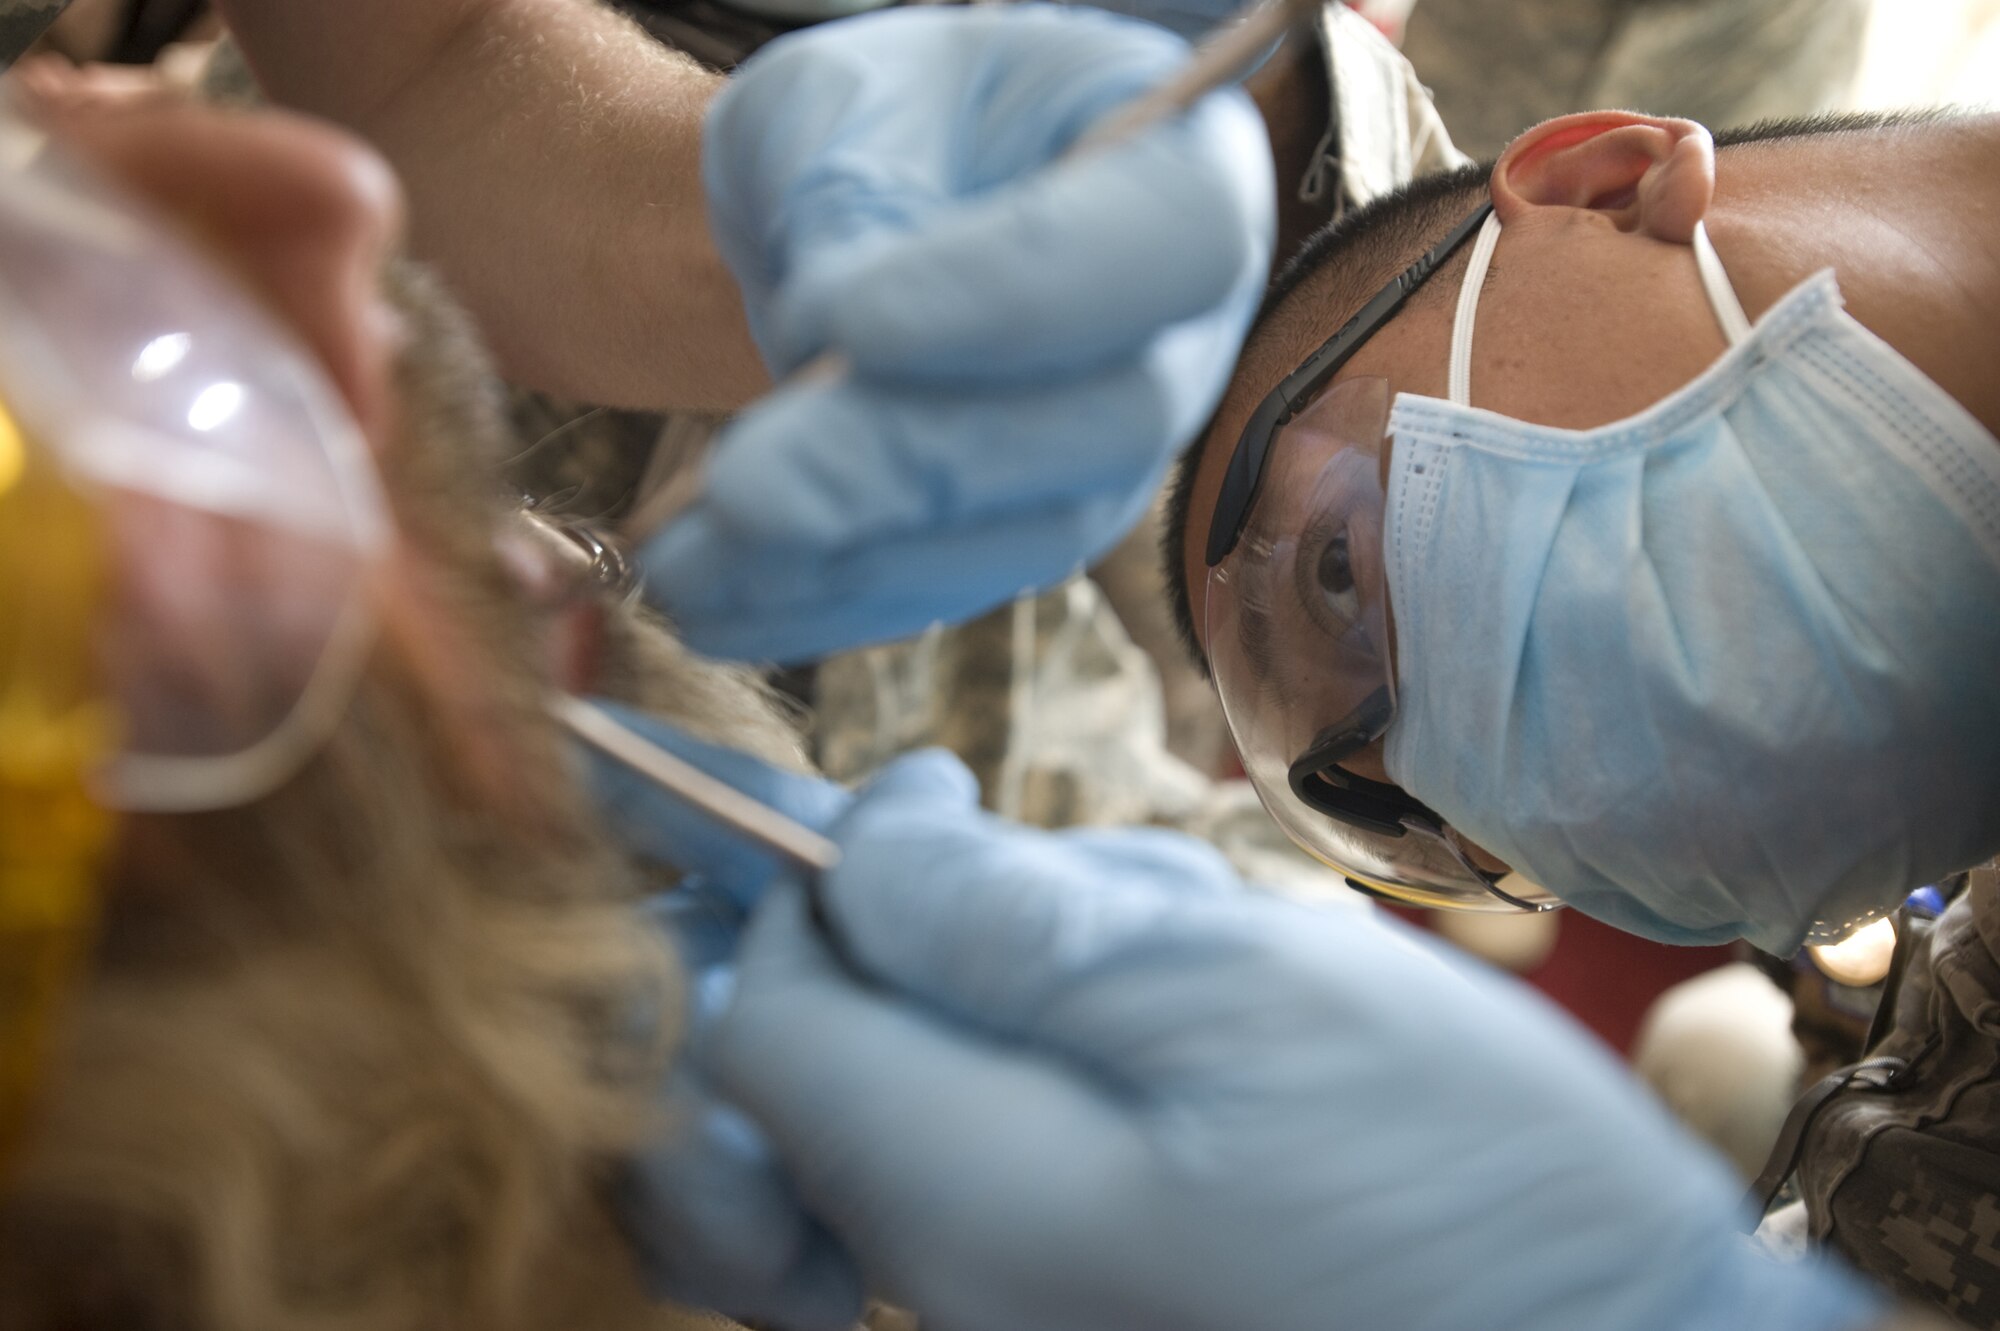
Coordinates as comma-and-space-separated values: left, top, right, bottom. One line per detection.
1381, 212, 2000, 955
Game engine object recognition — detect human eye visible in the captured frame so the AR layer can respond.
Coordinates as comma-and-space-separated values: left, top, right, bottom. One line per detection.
1294, 508, 1364, 639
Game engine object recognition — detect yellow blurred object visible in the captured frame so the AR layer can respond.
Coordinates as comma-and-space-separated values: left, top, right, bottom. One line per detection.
0, 398, 115, 1173
1807, 914, 1900, 988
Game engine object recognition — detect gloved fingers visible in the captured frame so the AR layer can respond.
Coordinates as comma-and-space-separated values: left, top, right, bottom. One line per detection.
711, 884, 1147, 1307
1052, 0, 1253, 42
693, 356, 1196, 550
814, 773, 1243, 1056
640, 882, 749, 974
638, 341, 1214, 665
617, 1064, 866, 1330
1055, 826, 1243, 898
850, 746, 984, 809
632, 749, 977, 1010
645, 486, 1144, 664
704, 7, 1206, 370
773, 91, 1273, 383
583, 700, 849, 908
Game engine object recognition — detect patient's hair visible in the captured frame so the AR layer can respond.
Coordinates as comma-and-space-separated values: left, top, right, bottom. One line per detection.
1159, 107, 1962, 668
0, 264, 799, 1331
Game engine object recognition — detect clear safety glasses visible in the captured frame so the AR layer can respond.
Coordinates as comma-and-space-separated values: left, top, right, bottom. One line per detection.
1203, 203, 1555, 913
0, 106, 389, 813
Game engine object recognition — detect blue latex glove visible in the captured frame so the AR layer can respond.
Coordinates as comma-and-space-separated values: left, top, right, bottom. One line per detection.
585, 708, 1246, 1326
584, 705, 865, 1325
646, 4, 1274, 663
698, 752, 1889, 1331
1056, 0, 1253, 42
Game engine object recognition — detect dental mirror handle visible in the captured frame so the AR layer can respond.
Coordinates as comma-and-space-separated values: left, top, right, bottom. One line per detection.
553, 694, 840, 874
554, 695, 876, 981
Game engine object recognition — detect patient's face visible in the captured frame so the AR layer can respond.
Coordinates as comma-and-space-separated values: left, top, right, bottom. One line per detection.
0, 85, 796, 1331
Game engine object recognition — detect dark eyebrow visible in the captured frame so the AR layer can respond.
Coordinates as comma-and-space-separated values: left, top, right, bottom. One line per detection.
1158, 162, 1495, 677
1162, 437, 1212, 677
1159, 229, 1370, 678
1206, 203, 1491, 570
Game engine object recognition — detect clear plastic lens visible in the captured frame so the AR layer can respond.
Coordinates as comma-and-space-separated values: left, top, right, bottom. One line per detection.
1206, 376, 1541, 910
0, 109, 386, 811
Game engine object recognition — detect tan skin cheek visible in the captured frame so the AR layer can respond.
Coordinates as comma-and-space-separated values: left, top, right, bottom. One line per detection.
1462, 216, 1728, 431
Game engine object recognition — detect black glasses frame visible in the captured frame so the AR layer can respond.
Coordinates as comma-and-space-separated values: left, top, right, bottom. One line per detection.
1205, 202, 1493, 568
1204, 202, 1498, 864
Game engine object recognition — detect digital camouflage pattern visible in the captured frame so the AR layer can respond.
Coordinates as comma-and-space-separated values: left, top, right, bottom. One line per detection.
1798, 865, 2000, 1328
0, 0, 69, 65
1401, 0, 1871, 159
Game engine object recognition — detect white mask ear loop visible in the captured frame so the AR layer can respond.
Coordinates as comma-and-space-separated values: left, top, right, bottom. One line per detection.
1446, 211, 1503, 407
1447, 213, 1750, 404
1691, 220, 1752, 347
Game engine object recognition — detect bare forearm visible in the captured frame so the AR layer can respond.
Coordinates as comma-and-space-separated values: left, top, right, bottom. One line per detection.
217, 0, 767, 410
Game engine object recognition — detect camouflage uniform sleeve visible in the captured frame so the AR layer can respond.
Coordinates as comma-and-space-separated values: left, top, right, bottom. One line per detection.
1790, 868, 2000, 1328
0, 0, 73, 66
1869, 1310, 1978, 1331
1296, 1, 1468, 218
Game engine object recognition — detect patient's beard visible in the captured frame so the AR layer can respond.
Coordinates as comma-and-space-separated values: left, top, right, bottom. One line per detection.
0, 264, 781, 1331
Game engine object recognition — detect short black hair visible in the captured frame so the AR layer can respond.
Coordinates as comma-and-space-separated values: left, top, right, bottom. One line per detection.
1160, 107, 1963, 673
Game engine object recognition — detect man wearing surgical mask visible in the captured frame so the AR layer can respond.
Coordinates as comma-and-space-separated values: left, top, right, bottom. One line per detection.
59, 0, 1999, 1324
1167, 108, 2000, 956
598, 108, 1998, 1331
1155, 107, 2000, 1319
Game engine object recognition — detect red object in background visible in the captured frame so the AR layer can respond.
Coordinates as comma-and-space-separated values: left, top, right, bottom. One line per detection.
1392, 905, 1736, 1055
1341, 0, 1408, 43
1517, 911, 1736, 1055
1210, 749, 1730, 1056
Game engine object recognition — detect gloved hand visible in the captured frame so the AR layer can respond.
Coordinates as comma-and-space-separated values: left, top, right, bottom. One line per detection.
584, 707, 1246, 1326
1055, 0, 1253, 43
646, 4, 1274, 663
699, 751, 1888, 1331
584, 705, 866, 1326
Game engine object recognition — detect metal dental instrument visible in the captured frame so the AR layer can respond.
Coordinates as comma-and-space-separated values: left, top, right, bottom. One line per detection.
556, 694, 870, 979
1067, 0, 1319, 155
553, 694, 841, 873
622, 0, 1320, 543
572, 0, 1319, 944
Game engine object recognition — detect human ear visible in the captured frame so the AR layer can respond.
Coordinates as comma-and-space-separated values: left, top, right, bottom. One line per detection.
1490, 111, 1715, 245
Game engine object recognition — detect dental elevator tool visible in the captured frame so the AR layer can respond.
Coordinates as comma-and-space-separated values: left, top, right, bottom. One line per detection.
621, 0, 1321, 542
554, 694, 841, 874
555, 695, 870, 981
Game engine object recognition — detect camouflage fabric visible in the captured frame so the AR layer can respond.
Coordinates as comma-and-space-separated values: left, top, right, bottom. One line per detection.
1301, 1, 1466, 215
1401, 0, 1871, 159
486, 0, 1457, 900
811, 572, 1372, 907
605, 0, 806, 73
1874, 1309, 1995, 1331
1793, 865, 2000, 1327
0, 0, 70, 65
